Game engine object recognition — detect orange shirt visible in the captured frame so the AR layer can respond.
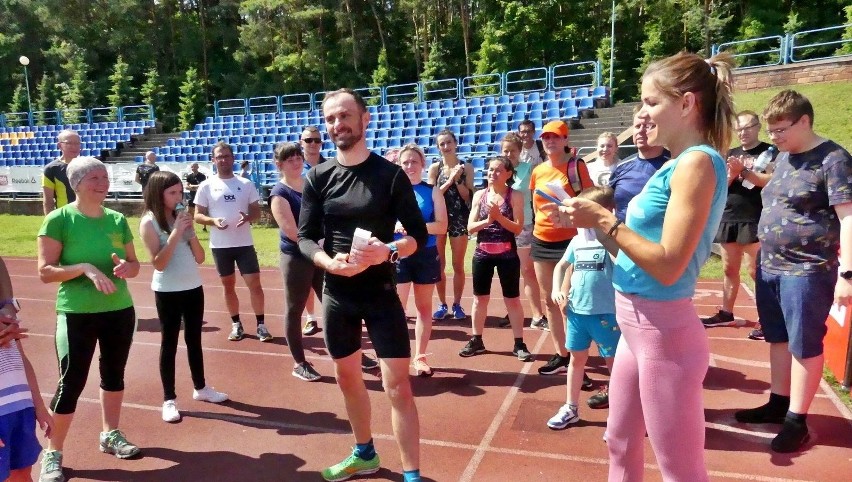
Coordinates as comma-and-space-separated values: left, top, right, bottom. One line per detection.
529, 159, 593, 242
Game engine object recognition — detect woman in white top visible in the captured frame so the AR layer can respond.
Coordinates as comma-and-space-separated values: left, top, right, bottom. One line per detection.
586, 132, 620, 187
140, 171, 228, 423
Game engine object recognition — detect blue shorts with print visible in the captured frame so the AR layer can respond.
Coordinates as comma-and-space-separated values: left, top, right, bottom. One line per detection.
756, 267, 836, 359
0, 407, 42, 479
565, 310, 621, 358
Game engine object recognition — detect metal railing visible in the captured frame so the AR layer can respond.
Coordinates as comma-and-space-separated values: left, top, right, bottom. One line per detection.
713, 23, 852, 69
504, 67, 549, 94
551, 61, 599, 92
1, 104, 155, 128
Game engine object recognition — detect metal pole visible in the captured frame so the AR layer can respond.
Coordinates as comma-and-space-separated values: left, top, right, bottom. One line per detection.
22, 64, 33, 126
609, 0, 615, 92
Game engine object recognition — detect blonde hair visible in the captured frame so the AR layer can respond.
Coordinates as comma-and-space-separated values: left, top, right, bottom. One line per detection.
642, 51, 735, 153
398, 143, 426, 166
597, 131, 618, 145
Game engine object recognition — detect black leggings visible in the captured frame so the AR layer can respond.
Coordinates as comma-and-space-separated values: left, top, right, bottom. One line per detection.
279, 252, 324, 364
155, 287, 206, 401
51, 307, 136, 414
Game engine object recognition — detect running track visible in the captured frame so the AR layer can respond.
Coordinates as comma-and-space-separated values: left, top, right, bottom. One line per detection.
7, 257, 851, 481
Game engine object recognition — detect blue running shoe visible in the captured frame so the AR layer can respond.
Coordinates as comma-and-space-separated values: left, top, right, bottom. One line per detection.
452, 303, 466, 320
432, 303, 449, 320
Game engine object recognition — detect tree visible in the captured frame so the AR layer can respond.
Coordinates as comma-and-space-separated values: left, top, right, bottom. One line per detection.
57, 48, 91, 123
140, 66, 167, 122
35, 73, 59, 125
178, 67, 207, 132
107, 56, 135, 109
7, 83, 28, 126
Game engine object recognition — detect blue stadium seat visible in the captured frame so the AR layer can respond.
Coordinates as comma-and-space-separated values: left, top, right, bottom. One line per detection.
574, 87, 590, 98
527, 92, 541, 102
543, 91, 556, 101
558, 89, 573, 100
577, 97, 594, 111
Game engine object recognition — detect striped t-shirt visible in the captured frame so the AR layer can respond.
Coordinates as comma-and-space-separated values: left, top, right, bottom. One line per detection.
0, 342, 34, 416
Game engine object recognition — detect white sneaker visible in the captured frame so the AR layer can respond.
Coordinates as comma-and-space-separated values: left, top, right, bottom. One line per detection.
547, 403, 580, 430
162, 400, 180, 423
193, 386, 229, 403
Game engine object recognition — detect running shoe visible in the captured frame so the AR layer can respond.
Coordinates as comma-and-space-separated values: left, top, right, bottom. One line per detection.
228, 322, 244, 341
162, 400, 180, 423
452, 303, 467, 320
321, 450, 381, 482
432, 303, 449, 320
193, 386, 229, 403
702, 309, 736, 327
257, 324, 273, 342
99, 429, 141, 459
547, 403, 580, 430
538, 353, 569, 375
303, 319, 319, 336
734, 402, 788, 424
39, 450, 64, 482
292, 362, 321, 382
459, 337, 486, 357
512, 343, 533, 361
498, 314, 511, 328
530, 316, 549, 331
413, 354, 433, 377
587, 384, 609, 409
361, 353, 380, 370
748, 324, 765, 340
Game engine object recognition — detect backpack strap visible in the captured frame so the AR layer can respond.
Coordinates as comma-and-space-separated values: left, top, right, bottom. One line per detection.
566, 157, 583, 195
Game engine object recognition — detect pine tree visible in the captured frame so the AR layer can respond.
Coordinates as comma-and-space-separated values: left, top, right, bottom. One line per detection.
59, 51, 91, 124
140, 66, 167, 121
35, 74, 59, 125
107, 56, 135, 118
178, 67, 207, 132
6, 84, 29, 126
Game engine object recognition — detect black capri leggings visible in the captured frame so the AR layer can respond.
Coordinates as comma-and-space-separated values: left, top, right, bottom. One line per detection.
279, 252, 324, 364
471, 254, 521, 298
51, 306, 136, 414
155, 286, 205, 401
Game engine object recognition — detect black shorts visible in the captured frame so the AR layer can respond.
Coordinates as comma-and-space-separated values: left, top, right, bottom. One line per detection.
530, 236, 571, 261
714, 221, 759, 244
472, 254, 521, 298
211, 246, 261, 277
323, 288, 410, 360
396, 246, 441, 285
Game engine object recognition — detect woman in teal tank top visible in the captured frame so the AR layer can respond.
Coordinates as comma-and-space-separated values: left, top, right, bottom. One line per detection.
545, 52, 736, 482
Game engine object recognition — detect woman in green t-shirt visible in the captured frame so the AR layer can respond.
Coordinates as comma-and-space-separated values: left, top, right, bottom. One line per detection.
36, 157, 142, 482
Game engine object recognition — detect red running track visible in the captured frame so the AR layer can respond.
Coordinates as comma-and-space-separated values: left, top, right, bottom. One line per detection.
6, 257, 851, 481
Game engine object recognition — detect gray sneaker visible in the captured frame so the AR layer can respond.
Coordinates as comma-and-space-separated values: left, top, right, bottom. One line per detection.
292, 362, 321, 382
530, 317, 549, 331
257, 323, 273, 342
99, 429, 141, 459
228, 322, 244, 341
39, 450, 65, 482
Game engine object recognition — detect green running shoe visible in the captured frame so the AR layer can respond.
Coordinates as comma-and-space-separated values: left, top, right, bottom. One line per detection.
321, 450, 381, 481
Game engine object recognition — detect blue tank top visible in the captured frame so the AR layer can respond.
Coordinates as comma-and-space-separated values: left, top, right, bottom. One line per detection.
612, 145, 726, 300
395, 181, 437, 248
269, 181, 303, 256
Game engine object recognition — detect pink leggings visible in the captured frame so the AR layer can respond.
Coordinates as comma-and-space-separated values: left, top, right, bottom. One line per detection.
607, 292, 709, 482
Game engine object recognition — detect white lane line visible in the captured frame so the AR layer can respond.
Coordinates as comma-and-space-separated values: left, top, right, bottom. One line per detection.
41, 394, 816, 482
458, 330, 550, 482
818, 379, 852, 425
712, 354, 771, 369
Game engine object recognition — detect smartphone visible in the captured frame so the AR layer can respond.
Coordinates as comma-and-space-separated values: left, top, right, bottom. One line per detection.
535, 189, 564, 205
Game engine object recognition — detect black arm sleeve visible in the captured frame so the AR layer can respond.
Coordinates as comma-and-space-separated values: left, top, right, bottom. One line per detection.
298, 170, 324, 262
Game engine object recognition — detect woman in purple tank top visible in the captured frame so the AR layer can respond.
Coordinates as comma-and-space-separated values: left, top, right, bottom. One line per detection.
458, 156, 534, 362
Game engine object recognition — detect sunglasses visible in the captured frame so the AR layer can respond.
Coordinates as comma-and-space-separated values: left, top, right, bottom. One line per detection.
301, 138, 322, 144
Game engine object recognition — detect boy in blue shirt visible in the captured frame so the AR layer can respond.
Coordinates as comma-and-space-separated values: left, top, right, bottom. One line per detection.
547, 187, 620, 429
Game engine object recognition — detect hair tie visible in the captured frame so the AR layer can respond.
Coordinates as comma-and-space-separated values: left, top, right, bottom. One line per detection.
705, 58, 717, 76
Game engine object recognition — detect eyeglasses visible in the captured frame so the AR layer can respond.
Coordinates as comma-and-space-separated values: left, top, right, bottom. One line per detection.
518, 129, 535, 134
301, 138, 322, 144
59, 140, 81, 145
766, 117, 801, 137
213, 154, 234, 160
735, 123, 759, 133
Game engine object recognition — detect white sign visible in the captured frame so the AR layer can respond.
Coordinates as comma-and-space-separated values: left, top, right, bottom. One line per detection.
0, 166, 44, 193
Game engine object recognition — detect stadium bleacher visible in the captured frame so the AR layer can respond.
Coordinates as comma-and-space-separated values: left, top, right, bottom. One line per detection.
0, 121, 155, 167
170, 87, 608, 187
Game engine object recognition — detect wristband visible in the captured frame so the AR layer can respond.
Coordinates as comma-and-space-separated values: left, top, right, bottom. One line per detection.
607, 219, 623, 237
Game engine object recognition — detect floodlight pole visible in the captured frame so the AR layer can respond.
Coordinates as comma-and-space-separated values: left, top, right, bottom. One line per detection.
19, 56, 33, 126
609, 0, 615, 92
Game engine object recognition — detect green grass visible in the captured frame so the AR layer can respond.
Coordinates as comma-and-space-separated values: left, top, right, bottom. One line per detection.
732, 81, 852, 150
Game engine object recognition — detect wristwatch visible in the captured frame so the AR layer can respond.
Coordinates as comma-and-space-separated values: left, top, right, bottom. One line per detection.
840, 270, 852, 280
0, 298, 20, 313
387, 243, 400, 263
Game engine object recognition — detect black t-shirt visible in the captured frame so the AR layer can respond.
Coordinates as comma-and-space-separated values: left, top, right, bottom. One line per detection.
723, 142, 774, 223
137, 164, 160, 190
186, 171, 207, 200
298, 153, 428, 295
